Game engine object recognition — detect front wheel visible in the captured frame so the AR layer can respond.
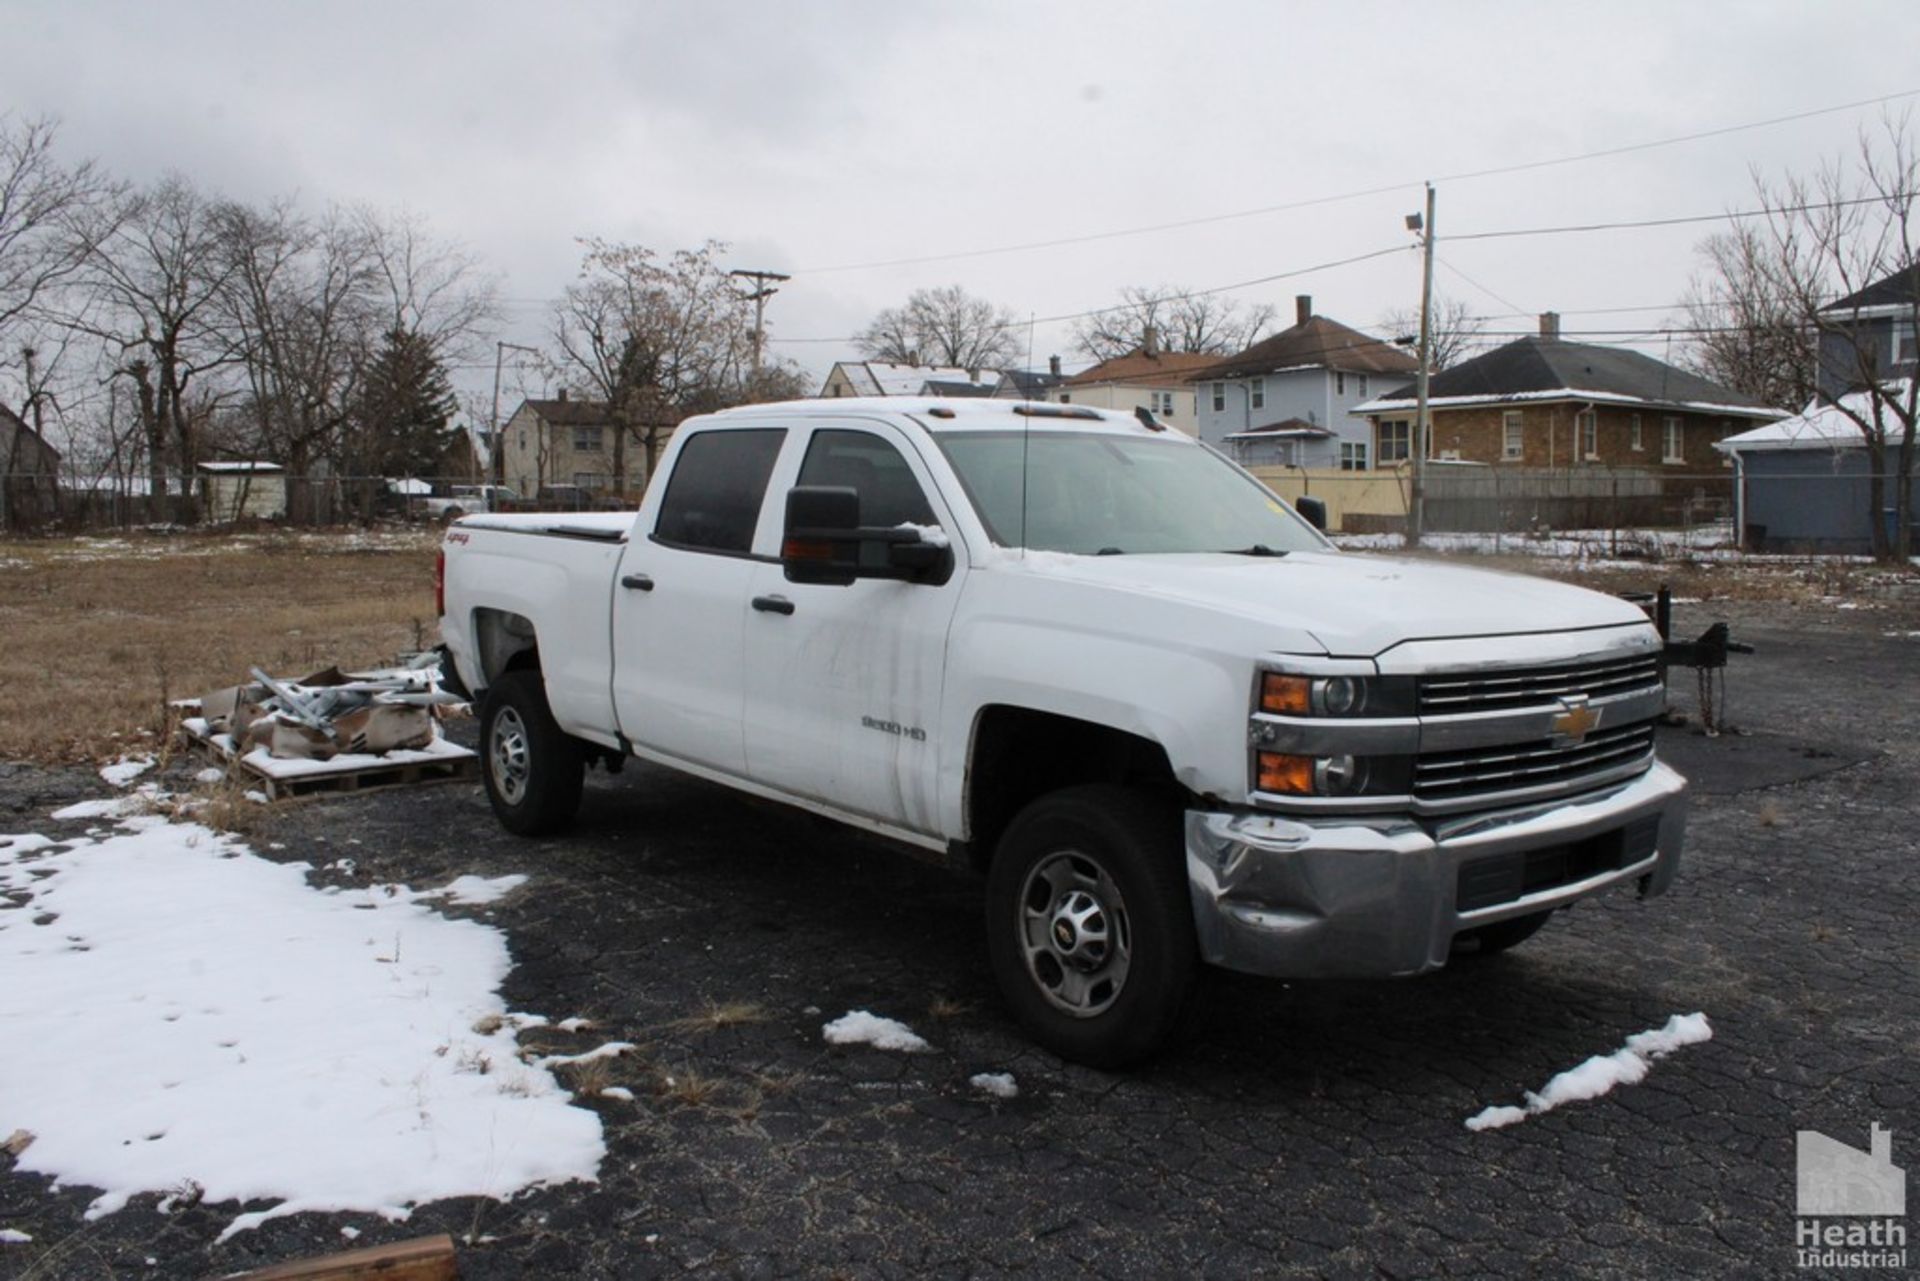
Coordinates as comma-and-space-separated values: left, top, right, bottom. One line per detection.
985, 785, 1197, 1068
480, 669, 584, 836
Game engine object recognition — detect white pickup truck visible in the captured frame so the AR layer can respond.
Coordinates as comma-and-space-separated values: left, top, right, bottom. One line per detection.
438, 397, 1685, 1065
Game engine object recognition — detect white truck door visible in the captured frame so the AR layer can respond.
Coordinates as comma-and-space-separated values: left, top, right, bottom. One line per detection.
610, 426, 787, 776
743, 423, 964, 834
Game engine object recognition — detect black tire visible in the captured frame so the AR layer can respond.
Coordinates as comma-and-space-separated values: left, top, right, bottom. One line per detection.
479, 668, 585, 836
1453, 909, 1554, 957
985, 785, 1197, 1068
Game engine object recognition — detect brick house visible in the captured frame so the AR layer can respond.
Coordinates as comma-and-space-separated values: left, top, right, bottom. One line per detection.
1354, 316, 1781, 470
1048, 339, 1219, 436
1194, 296, 1418, 468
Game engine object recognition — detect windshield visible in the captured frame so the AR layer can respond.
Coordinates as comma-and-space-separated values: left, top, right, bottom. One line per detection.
933, 430, 1328, 555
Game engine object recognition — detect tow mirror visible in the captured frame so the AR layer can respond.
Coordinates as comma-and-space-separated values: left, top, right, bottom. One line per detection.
782, 485, 954, 586
1295, 495, 1328, 533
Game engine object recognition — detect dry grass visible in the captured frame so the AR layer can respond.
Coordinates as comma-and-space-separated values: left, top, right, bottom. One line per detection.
664, 1000, 768, 1034
927, 995, 972, 1020
655, 1067, 723, 1107
0, 528, 440, 765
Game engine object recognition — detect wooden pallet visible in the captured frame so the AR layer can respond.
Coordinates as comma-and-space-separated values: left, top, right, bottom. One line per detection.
180, 721, 479, 801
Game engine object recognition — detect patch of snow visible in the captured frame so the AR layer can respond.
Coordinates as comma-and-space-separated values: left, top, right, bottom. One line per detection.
599, 1087, 634, 1102
243, 790, 269, 805
555, 1017, 593, 1033
969, 1072, 1018, 1099
339, 1225, 361, 1240
1465, 1013, 1713, 1132
100, 757, 155, 788
194, 768, 226, 785
435, 874, 528, 906
894, 522, 950, 549
535, 1042, 635, 1070
0, 822, 602, 1239
51, 784, 169, 821
0, 1228, 32, 1244
822, 1010, 931, 1053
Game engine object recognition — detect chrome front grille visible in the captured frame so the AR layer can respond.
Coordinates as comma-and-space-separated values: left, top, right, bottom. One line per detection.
1413, 721, 1656, 802
1418, 655, 1661, 716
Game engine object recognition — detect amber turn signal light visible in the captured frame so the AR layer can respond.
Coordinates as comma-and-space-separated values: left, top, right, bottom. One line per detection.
1256, 751, 1315, 795
1260, 673, 1312, 715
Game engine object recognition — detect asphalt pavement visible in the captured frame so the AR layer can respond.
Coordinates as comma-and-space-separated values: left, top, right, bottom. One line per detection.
2, 598, 1916, 1279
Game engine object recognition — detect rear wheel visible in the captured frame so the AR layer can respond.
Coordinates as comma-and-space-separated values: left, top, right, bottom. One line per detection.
985, 785, 1196, 1068
480, 669, 584, 836
1453, 909, 1554, 956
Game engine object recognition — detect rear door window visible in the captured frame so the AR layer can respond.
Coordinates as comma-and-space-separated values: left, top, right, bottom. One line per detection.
652, 429, 786, 554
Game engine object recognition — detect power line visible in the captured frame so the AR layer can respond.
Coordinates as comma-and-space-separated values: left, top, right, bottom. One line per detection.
1448, 191, 1917, 243
791, 86, 1920, 275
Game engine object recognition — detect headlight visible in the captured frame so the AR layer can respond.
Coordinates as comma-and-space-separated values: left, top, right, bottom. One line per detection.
1255, 751, 1411, 798
1259, 672, 1415, 717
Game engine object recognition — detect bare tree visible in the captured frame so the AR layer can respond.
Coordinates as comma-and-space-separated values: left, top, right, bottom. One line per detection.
217, 199, 380, 521
355, 205, 498, 364
1071, 285, 1276, 361
1679, 225, 1819, 413
550, 238, 759, 489
0, 116, 118, 349
67, 175, 237, 517
1376, 295, 1485, 372
1728, 118, 1920, 561
854, 284, 1021, 370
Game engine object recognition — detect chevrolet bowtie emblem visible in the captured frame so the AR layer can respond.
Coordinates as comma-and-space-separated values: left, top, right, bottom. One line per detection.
1550, 696, 1600, 744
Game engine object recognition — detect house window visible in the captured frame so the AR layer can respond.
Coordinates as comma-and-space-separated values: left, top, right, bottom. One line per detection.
1249, 378, 1266, 410
1577, 410, 1598, 461
1059, 393, 1071, 403
572, 426, 604, 452
1896, 319, 1917, 366
1340, 441, 1368, 471
1150, 390, 1175, 416
1663, 417, 1684, 463
1631, 414, 1643, 450
1377, 420, 1411, 464
574, 471, 609, 490
1359, 374, 1369, 396
1335, 372, 1346, 396
1211, 382, 1226, 413
1502, 411, 1524, 461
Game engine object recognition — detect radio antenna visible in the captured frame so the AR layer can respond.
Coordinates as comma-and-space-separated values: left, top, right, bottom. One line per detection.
1020, 311, 1035, 557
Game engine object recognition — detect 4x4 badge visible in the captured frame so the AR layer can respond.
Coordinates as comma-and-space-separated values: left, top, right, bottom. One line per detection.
1551, 696, 1600, 744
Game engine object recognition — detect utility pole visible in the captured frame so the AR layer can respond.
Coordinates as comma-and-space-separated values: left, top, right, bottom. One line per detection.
729, 269, 790, 379
490, 341, 543, 486
1408, 183, 1437, 547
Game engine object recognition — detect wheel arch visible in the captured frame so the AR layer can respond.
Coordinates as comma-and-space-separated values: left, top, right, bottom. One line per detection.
962, 705, 1191, 874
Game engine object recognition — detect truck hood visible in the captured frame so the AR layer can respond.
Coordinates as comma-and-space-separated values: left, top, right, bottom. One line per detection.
981, 549, 1648, 658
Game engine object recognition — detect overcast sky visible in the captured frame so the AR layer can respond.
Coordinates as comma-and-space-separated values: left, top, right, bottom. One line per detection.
7, 0, 1918, 406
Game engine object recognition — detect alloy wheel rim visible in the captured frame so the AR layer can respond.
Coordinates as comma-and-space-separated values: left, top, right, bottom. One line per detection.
1017, 849, 1132, 1019
490, 705, 531, 804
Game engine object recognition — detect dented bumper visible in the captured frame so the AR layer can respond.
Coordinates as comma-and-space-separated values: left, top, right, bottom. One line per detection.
1185, 760, 1687, 979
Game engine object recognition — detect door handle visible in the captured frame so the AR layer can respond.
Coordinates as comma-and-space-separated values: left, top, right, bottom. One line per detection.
621, 573, 654, 591
751, 594, 795, 615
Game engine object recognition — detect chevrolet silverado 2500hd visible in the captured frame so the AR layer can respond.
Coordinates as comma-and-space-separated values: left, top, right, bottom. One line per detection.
438, 397, 1686, 1066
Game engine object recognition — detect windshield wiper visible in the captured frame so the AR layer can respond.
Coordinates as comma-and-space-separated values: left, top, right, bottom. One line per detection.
1095, 546, 1126, 556
1220, 544, 1287, 557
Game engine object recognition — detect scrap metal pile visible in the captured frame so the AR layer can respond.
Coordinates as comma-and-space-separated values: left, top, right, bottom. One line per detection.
198, 655, 467, 762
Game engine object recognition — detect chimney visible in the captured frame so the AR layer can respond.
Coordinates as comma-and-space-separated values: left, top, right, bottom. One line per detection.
1871, 1124, 1892, 1165
1048, 354, 1061, 377
1296, 295, 1313, 326
556, 388, 568, 403
1143, 324, 1159, 357
1540, 312, 1561, 340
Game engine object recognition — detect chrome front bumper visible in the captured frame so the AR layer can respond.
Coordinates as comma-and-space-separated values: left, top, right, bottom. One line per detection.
1185, 760, 1687, 979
